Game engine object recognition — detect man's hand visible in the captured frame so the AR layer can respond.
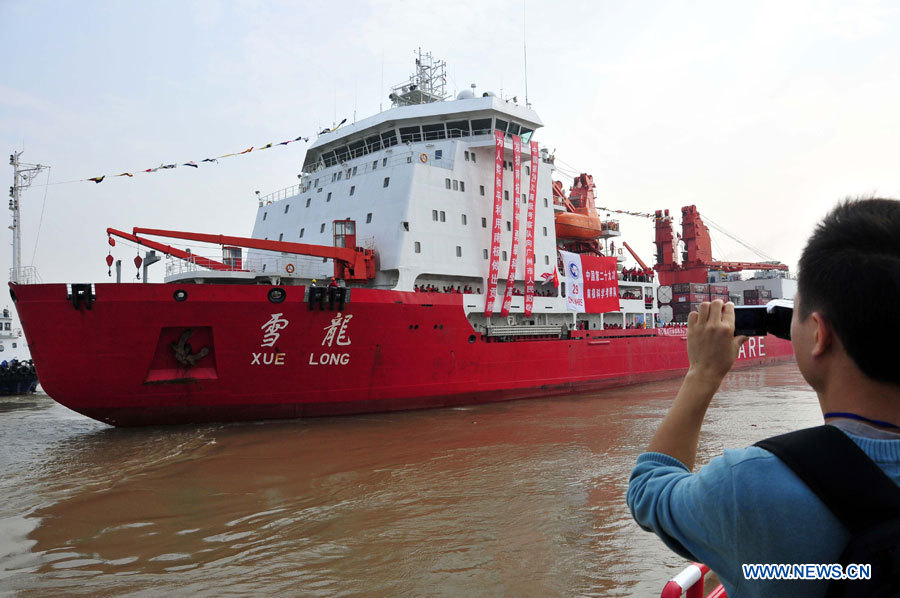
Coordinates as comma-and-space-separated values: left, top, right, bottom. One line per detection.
646, 301, 748, 469
687, 301, 749, 383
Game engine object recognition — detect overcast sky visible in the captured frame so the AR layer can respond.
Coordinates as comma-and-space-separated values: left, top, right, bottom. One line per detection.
2, 0, 899, 286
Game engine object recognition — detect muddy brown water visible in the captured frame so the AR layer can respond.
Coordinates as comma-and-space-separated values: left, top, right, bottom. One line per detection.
0, 363, 819, 596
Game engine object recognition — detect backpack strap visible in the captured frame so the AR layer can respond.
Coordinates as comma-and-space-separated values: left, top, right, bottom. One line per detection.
755, 425, 900, 533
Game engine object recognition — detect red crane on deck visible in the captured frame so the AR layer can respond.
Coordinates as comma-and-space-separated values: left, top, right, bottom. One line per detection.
654, 205, 788, 285
106, 220, 376, 281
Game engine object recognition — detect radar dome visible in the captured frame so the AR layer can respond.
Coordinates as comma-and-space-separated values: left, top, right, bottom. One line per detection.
456, 89, 475, 100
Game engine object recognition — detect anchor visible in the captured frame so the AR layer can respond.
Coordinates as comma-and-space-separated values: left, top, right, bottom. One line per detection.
170, 329, 209, 367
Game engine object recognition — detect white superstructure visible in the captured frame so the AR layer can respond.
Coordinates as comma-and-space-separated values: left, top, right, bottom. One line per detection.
245, 53, 660, 333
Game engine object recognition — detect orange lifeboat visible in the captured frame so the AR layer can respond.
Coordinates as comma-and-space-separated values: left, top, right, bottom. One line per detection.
553, 174, 606, 240
555, 211, 606, 240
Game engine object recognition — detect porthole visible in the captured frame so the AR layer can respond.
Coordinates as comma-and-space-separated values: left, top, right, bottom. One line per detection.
268, 288, 286, 303
468, 335, 476, 344
173, 289, 188, 302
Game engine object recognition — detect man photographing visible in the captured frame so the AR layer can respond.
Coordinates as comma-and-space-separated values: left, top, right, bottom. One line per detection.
627, 198, 900, 597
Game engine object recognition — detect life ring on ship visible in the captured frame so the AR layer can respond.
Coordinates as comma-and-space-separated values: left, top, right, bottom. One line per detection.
285, 264, 295, 274
419, 153, 428, 163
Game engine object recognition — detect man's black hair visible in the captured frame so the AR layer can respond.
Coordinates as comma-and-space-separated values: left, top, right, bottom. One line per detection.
798, 197, 900, 384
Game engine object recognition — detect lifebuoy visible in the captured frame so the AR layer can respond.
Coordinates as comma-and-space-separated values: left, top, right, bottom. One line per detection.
419, 153, 428, 163
285, 264, 295, 274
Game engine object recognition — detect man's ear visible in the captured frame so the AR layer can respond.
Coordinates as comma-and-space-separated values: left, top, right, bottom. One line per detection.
810, 311, 833, 357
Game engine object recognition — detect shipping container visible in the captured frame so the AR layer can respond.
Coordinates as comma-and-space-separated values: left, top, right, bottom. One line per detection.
710, 293, 730, 302
744, 298, 765, 305
674, 293, 708, 303
672, 283, 692, 294
744, 288, 773, 299
709, 285, 728, 294
690, 283, 709, 294
672, 301, 704, 315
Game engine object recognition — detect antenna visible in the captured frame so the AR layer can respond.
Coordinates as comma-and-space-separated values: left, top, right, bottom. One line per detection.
523, 0, 530, 107
8, 151, 47, 284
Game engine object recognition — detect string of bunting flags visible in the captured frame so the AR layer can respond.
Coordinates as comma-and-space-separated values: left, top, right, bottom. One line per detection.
80, 121, 351, 184
595, 205, 666, 221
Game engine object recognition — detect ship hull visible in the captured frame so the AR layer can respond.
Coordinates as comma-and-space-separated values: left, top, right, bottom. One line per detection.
12, 283, 793, 427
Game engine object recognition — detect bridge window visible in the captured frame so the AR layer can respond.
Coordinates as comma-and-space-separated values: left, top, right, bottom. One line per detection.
335, 146, 350, 162
380, 130, 398, 148
349, 140, 365, 159
399, 126, 421, 143
507, 122, 520, 136
448, 120, 470, 138
366, 135, 382, 153
471, 118, 492, 135
521, 128, 534, 143
495, 119, 509, 135
422, 123, 446, 141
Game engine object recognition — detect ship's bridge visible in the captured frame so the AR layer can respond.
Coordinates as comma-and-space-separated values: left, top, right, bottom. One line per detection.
302, 96, 544, 176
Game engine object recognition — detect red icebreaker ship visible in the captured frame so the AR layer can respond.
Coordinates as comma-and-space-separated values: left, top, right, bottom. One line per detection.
11, 53, 793, 426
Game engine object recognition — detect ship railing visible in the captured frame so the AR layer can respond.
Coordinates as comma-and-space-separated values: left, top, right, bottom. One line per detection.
660, 562, 726, 598
260, 184, 303, 205
486, 324, 565, 339
9, 266, 42, 285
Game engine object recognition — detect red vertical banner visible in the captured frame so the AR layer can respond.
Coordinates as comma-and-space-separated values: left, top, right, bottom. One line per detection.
484, 130, 505, 317
523, 140, 539, 316
500, 135, 522, 316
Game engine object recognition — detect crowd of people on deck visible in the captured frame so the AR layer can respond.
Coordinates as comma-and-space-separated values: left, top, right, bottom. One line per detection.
621, 267, 654, 282
414, 285, 556, 297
